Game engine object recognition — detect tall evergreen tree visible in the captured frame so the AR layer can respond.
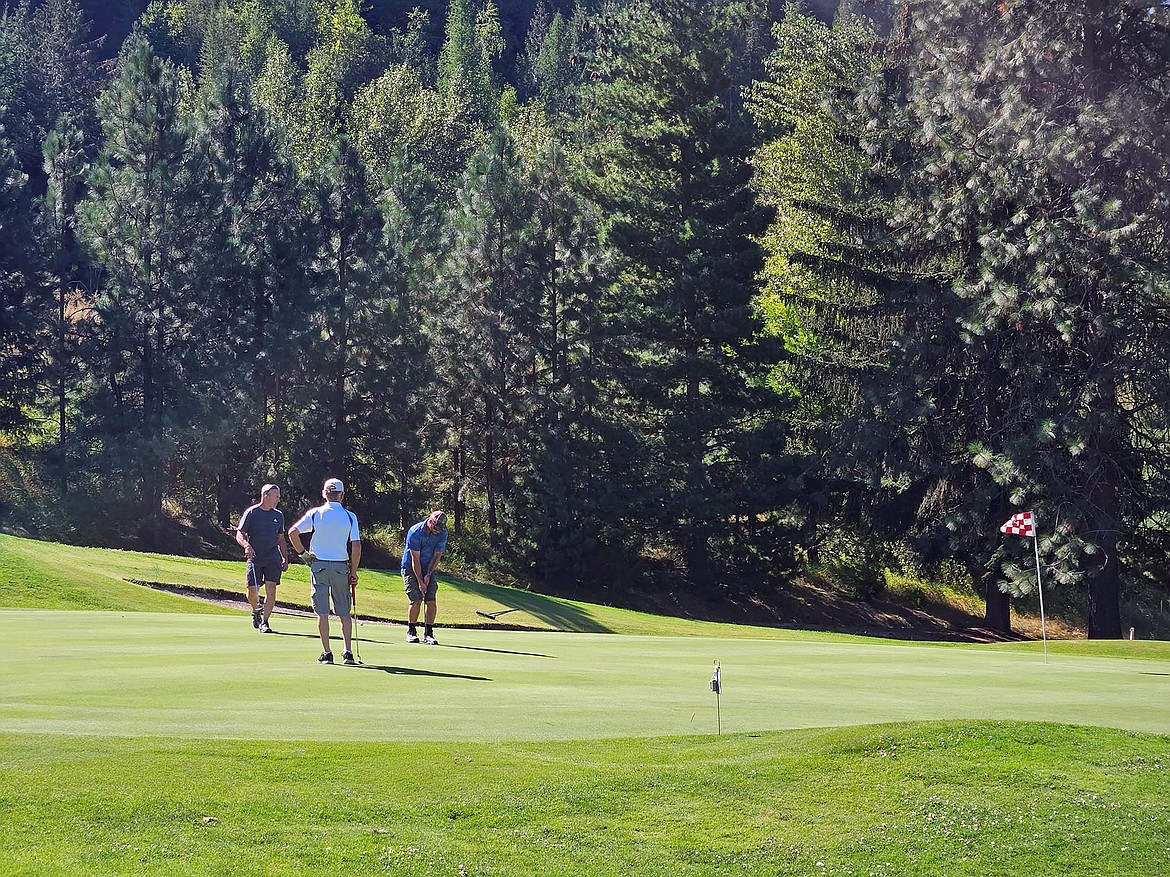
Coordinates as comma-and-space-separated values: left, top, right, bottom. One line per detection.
0, 125, 38, 431
437, 128, 541, 554
377, 150, 445, 531
437, 0, 499, 131
77, 35, 220, 532
586, 0, 784, 590
285, 136, 389, 510
511, 137, 621, 583
40, 119, 89, 475
195, 66, 316, 523
813, 1, 1170, 637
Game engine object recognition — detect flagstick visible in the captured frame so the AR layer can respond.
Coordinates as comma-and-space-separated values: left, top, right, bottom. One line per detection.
712, 660, 722, 735
1032, 522, 1048, 665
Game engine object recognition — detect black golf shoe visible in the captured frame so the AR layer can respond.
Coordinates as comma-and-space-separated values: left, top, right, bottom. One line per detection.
342, 651, 356, 665
252, 609, 262, 629
317, 651, 333, 664
259, 620, 272, 633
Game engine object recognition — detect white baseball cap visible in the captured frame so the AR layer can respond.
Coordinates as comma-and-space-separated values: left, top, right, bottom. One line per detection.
323, 478, 344, 493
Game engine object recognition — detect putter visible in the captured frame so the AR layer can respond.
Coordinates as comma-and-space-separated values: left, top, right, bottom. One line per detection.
351, 582, 362, 664
476, 607, 520, 620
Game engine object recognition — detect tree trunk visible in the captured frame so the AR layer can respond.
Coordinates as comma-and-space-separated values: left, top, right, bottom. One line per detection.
1085, 449, 1123, 638
984, 580, 1012, 634
485, 401, 497, 551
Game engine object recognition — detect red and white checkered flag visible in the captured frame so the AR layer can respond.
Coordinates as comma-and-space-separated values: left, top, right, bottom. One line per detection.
999, 511, 1034, 538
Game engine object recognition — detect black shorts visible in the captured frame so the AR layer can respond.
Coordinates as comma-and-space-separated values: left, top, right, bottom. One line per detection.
247, 555, 283, 587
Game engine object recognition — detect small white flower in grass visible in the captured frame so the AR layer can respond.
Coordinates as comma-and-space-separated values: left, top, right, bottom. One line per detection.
201, 816, 217, 825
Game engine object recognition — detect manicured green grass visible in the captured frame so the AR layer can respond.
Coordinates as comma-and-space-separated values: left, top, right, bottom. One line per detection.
0, 533, 897, 639
3, 611, 1169, 740
0, 533, 240, 614
4, 534, 1170, 875
1, 722, 1167, 876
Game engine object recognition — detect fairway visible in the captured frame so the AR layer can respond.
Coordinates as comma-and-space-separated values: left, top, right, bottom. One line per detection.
3, 609, 1168, 741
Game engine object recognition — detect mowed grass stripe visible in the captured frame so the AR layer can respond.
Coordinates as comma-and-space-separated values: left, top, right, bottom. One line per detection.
1, 722, 1167, 876
3, 610, 1169, 741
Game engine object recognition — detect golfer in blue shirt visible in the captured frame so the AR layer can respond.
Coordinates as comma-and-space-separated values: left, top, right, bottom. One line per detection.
402, 510, 448, 644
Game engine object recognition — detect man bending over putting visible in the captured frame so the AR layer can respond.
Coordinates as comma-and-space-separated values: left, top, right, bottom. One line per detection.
235, 483, 288, 633
289, 478, 361, 665
403, 510, 448, 644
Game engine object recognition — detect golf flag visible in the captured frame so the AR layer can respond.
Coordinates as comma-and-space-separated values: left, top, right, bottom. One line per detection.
710, 663, 721, 694
1000, 510, 1049, 664
1000, 511, 1035, 538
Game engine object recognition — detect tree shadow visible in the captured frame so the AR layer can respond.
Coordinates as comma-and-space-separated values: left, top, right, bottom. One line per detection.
442, 574, 612, 633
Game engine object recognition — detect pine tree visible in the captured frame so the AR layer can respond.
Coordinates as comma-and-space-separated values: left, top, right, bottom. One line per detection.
40, 119, 89, 475
814, 1, 1170, 637
376, 150, 443, 531
533, 11, 573, 119
285, 136, 389, 509
195, 66, 315, 523
512, 136, 620, 583
0, 125, 38, 431
586, 0, 783, 590
437, 0, 499, 132
77, 35, 220, 531
437, 128, 541, 555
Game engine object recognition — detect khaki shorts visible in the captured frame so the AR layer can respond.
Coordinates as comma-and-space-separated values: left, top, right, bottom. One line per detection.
403, 569, 437, 603
310, 561, 352, 617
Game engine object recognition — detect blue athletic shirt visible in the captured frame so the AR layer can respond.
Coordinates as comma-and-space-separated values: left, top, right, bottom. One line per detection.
401, 520, 448, 572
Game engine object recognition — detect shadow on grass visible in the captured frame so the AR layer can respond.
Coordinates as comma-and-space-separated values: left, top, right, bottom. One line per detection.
442, 574, 612, 633
440, 643, 554, 658
131, 577, 611, 634
349, 663, 489, 681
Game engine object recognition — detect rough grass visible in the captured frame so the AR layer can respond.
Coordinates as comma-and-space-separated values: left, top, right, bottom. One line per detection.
1, 722, 1167, 876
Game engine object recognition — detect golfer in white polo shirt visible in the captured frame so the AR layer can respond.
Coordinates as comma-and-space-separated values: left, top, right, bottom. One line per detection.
288, 477, 361, 665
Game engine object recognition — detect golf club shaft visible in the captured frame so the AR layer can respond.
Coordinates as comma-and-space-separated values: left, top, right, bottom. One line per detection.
350, 577, 361, 663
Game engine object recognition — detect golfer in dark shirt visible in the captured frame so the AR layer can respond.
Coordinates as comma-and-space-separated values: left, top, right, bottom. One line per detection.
236, 484, 289, 633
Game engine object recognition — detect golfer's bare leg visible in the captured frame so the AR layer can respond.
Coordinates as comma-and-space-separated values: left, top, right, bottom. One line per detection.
263, 582, 277, 623
408, 601, 422, 625
317, 614, 330, 653
341, 615, 352, 652
246, 584, 259, 612
425, 600, 437, 626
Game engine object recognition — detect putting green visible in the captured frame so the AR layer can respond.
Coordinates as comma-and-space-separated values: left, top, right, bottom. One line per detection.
2, 610, 1167, 741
